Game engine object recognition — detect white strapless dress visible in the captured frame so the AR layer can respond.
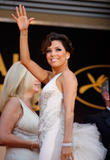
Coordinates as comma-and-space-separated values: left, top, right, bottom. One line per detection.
5, 98, 39, 160
38, 73, 107, 160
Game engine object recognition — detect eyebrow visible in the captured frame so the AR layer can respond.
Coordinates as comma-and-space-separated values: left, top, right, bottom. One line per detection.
47, 46, 62, 49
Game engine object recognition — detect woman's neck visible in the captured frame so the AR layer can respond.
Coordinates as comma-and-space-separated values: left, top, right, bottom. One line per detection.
52, 66, 69, 75
22, 92, 34, 104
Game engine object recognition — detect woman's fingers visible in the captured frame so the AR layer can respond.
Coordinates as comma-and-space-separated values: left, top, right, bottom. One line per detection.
19, 4, 27, 16
11, 4, 35, 26
16, 7, 20, 17
19, 4, 23, 16
72, 154, 74, 160
61, 149, 74, 160
29, 17, 36, 24
11, 13, 17, 22
23, 5, 27, 16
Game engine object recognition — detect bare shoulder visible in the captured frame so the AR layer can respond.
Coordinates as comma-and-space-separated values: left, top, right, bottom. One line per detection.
3, 97, 21, 112
62, 70, 78, 86
0, 97, 23, 130
8, 97, 20, 104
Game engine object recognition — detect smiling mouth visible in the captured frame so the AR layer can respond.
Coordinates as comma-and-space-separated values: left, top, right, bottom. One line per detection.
51, 58, 59, 62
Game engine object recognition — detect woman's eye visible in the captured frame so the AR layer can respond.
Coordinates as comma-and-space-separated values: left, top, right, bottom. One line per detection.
56, 48, 62, 51
46, 49, 51, 53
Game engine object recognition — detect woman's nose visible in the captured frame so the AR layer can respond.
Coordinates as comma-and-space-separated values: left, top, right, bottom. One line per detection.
51, 50, 56, 56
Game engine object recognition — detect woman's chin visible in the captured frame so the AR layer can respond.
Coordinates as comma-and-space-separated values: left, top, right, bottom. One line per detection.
49, 63, 60, 68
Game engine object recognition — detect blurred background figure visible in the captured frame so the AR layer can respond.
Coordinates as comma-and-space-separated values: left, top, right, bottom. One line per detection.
85, 77, 110, 160
0, 62, 40, 160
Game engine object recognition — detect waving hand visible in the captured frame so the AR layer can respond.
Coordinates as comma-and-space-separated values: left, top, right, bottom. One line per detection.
11, 4, 35, 31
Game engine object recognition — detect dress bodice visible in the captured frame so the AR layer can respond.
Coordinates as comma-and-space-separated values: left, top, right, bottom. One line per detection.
38, 73, 107, 160
13, 98, 39, 142
39, 73, 64, 138
5, 98, 39, 160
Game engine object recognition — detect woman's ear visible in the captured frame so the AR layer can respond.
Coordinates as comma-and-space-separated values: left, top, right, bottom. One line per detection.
66, 52, 70, 59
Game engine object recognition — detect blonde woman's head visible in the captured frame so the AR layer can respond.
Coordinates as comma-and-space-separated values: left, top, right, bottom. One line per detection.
0, 61, 41, 111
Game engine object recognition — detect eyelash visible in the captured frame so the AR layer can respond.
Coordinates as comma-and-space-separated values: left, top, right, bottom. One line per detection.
46, 48, 62, 53
46, 50, 51, 53
56, 48, 62, 51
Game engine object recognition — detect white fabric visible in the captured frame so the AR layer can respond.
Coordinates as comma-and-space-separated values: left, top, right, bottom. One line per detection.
5, 98, 39, 160
39, 73, 107, 160
106, 106, 110, 111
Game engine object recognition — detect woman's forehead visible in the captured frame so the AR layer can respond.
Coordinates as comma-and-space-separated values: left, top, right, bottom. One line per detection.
48, 40, 63, 48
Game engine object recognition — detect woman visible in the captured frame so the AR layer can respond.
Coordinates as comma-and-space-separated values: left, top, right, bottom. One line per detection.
0, 62, 40, 160
11, 5, 107, 160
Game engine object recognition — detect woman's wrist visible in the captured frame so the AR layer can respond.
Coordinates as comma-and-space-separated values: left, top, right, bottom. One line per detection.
30, 142, 34, 150
20, 29, 28, 36
63, 137, 72, 143
30, 142, 40, 150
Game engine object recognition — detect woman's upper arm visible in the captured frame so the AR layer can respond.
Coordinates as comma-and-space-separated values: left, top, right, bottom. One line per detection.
62, 72, 78, 112
21, 59, 49, 83
0, 97, 22, 136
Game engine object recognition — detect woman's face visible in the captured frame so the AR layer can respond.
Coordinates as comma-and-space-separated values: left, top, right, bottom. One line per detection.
46, 40, 70, 68
32, 77, 41, 92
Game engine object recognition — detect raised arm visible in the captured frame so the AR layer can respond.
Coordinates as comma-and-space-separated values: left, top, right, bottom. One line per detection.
11, 4, 49, 83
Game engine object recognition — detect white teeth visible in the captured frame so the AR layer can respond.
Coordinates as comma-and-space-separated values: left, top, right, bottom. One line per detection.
51, 58, 58, 62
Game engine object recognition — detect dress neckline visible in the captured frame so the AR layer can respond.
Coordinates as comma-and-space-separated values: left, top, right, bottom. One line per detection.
18, 97, 37, 116
50, 72, 63, 81
51, 68, 69, 79
43, 72, 63, 96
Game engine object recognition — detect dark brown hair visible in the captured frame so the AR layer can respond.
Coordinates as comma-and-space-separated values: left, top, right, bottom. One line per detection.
41, 32, 74, 54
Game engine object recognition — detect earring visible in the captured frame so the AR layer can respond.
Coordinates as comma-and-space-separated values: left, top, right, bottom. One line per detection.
66, 56, 69, 59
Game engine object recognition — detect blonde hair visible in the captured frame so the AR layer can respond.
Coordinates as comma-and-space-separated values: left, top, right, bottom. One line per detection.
0, 62, 40, 111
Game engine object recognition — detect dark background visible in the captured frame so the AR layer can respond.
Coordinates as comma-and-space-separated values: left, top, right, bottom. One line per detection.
0, 22, 110, 122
